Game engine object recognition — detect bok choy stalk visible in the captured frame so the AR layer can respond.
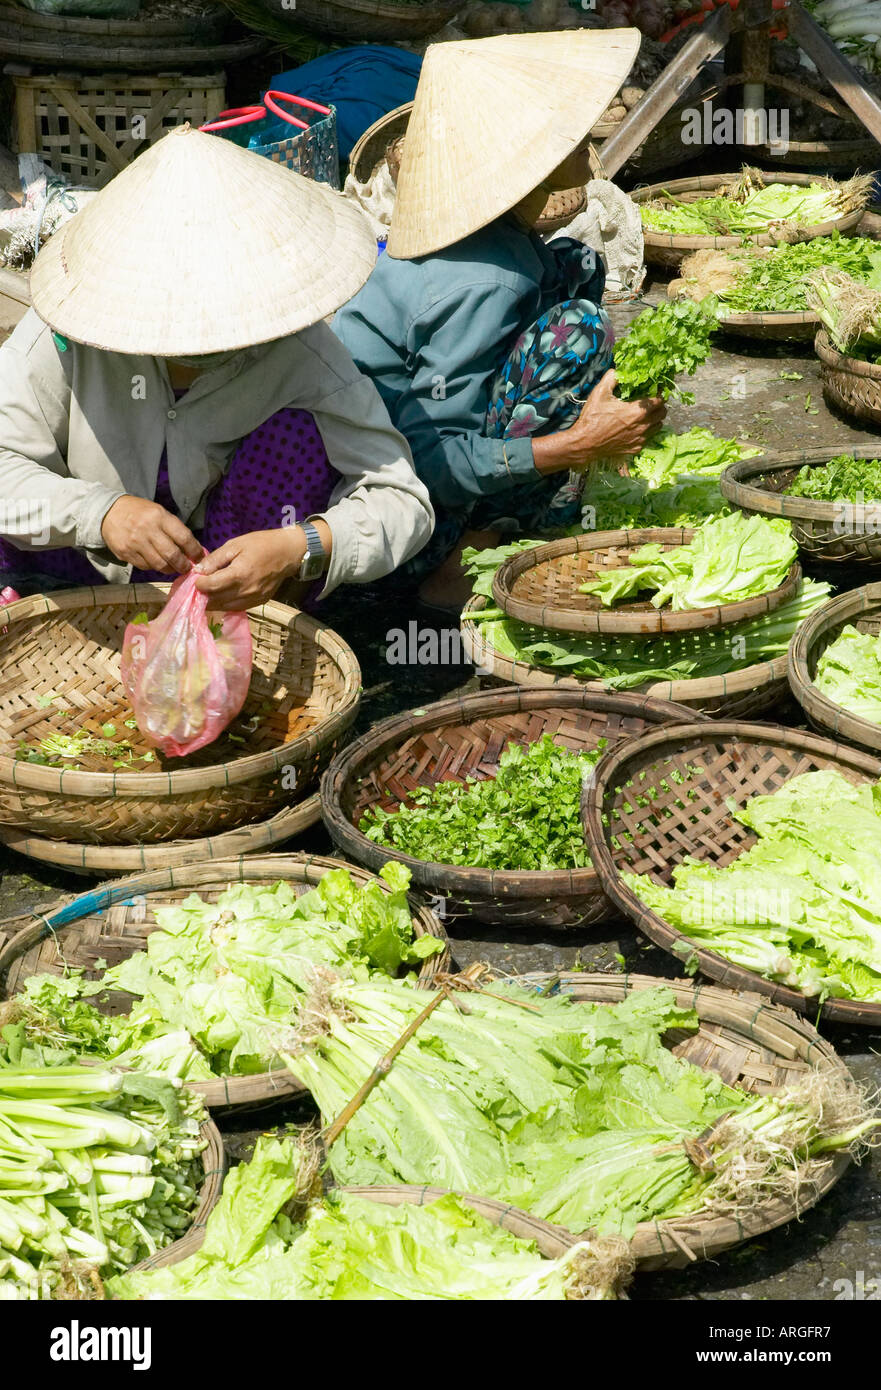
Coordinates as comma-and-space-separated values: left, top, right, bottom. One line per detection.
0, 1066, 206, 1299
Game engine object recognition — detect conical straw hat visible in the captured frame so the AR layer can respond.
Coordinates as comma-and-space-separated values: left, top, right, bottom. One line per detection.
386, 29, 640, 260
30, 124, 377, 354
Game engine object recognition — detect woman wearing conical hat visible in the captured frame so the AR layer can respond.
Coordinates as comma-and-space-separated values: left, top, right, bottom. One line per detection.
334, 31, 665, 610
0, 126, 433, 608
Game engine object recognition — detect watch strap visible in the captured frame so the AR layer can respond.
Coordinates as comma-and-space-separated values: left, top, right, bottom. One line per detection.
298, 521, 326, 581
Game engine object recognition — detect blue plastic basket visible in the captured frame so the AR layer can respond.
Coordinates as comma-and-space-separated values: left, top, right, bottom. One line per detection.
202, 91, 340, 189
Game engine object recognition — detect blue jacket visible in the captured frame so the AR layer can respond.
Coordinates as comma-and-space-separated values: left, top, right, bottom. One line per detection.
334, 218, 604, 512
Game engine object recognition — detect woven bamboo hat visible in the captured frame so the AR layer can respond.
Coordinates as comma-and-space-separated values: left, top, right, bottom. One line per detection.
386, 29, 640, 260
29, 124, 377, 355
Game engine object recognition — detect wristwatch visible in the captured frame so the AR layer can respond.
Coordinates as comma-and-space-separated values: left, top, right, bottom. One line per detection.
297, 521, 327, 582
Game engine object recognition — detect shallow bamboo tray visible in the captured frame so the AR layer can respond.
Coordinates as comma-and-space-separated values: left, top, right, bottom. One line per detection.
320, 686, 699, 930
717, 307, 819, 342
634, 170, 867, 270
582, 721, 881, 1026
0, 586, 360, 845
816, 328, 881, 427
789, 583, 881, 756
250, 0, 459, 42
515, 971, 854, 1270
721, 444, 881, 567
0, 854, 448, 1112
492, 529, 801, 636
743, 136, 880, 172
460, 596, 791, 721
128, 1182, 576, 1277
0, 793, 321, 877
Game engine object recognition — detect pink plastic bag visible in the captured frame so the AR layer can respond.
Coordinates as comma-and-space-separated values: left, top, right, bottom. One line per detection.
121, 572, 253, 758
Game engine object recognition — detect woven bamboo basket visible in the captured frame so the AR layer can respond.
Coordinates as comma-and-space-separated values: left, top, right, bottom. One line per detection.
347, 100, 584, 233
460, 596, 791, 721
717, 308, 819, 342
248, 0, 459, 42
513, 971, 854, 1269
721, 445, 881, 566
743, 136, 880, 171
0, 853, 449, 1112
633, 171, 868, 270
789, 583, 881, 755
11, 71, 226, 186
128, 1182, 576, 1275
492, 529, 801, 637
816, 328, 881, 427
582, 720, 881, 1026
0, 793, 322, 877
0, 586, 360, 846
320, 685, 699, 930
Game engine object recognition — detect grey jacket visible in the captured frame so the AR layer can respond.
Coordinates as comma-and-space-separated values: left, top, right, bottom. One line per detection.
0, 309, 434, 595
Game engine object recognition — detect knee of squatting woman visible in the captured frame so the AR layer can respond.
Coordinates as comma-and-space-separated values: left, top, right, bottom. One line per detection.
0, 124, 434, 608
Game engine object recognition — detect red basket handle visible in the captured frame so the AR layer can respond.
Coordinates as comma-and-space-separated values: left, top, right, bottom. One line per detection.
264, 89, 332, 131
200, 105, 266, 132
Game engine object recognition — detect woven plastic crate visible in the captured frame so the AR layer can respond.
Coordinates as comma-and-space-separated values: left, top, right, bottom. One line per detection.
12, 70, 226, 185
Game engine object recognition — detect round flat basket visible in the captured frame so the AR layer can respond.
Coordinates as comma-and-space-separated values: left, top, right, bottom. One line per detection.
816, 327, 881, 426
721, 444, 881, 566
789, 582, 881, 755
0, 853, 448, 1112
460, 595, 791, 721
717, 308, 818, 342
582, 720, 881, 1025
513, 971, 854, 1270
0, 793, 322, 877
320, 685, 701, 930
742, 136, 880, 171
127, 1181, 576, 1276
249, 0, 459, 42
633, 170, 867, 270
0, 586, 360, 846
492, 530, 801, 636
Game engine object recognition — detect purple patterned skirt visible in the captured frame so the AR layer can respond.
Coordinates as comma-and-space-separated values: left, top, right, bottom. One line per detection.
0, 408, 338, 590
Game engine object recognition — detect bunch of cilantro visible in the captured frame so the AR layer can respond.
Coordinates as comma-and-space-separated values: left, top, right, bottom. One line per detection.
361, 734, 601, 872
613, 298, 717, 403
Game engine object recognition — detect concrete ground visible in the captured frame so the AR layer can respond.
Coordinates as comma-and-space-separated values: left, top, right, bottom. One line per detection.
3, 291, 881, 1302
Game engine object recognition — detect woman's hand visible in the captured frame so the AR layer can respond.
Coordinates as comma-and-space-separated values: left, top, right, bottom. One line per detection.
194, 528, 308, 611
533, 369, 666, 476
101, 496, 204, 573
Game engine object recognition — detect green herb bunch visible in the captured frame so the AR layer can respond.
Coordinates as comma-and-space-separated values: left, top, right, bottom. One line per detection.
613, 298, 717, 403
360, 734, 602, 872
788, 453, 881, 503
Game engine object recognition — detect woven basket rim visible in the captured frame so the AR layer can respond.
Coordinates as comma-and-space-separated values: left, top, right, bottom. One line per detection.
0, 585, 361, 796
721, 307, 818, 328
0, 852, 450, 1109
349, 99, 413, 182
721, 445, 881, 523
633, 169, 862, 252
0, 791, 322, 875
582, 719, 881, 1025
815, 326, 881, 378
789, 582, 881, 754
460, 594, 790, 703
320, 683, 701, 901
491, 529, 802, 636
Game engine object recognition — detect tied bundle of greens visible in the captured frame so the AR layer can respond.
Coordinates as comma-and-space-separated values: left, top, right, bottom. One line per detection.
787, 453, 881, 502
578, 513, 797, 612
109, 1137, 632, 1301
641, 170, 871, 238
814, 624, 881, 723
4, 865, 443, 1082
283, 977, 876, 1236
625, 769, 881, 1001
613, 298, 717, 403
670, 234, 881, 315
360, 734, 599, 872
0, 1066, 205, 1299
807, 267, 881, 357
